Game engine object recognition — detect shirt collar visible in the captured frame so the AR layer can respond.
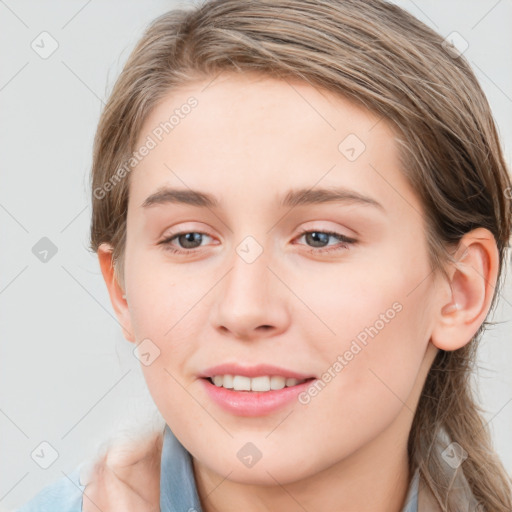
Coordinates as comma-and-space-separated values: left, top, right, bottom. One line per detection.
160, 423, 204, 512
401, 467, 420, 512
159, 423, 422, 512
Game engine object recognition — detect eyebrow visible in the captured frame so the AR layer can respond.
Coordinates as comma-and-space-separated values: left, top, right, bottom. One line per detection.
141, 186, 385, 212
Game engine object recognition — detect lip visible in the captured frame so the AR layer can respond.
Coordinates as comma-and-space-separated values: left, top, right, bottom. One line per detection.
199, 363, 315, 380
200, 376, 317, 417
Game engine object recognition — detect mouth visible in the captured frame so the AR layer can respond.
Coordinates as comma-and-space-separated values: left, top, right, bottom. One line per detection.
203, 375, 316, 392
200, 375, 317, 416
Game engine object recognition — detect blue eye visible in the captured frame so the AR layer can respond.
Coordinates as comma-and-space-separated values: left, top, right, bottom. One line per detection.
159, 232, 212, 254
294, 229, 357, 254
158, 229, 357, 255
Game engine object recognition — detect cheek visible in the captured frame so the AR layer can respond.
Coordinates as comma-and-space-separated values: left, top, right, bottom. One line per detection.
292, 299, 429, 466
297, 259, 432, 419
124, 246, 199, 338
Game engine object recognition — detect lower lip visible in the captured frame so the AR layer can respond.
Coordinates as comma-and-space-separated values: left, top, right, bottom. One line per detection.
200, 377, 316, 417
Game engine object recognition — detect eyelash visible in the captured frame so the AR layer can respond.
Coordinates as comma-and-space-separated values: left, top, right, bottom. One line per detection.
295, 228, 357, 254
158, 228, 357, 255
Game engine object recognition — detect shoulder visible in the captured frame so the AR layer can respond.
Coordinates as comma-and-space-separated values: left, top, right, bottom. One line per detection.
15, 465, 85, 512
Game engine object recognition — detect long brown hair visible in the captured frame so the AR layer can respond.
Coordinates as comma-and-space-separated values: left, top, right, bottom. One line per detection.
89, 1, 512, 509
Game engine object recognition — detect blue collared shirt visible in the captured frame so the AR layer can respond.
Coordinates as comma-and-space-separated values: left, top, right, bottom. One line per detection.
16, 423, 419, 511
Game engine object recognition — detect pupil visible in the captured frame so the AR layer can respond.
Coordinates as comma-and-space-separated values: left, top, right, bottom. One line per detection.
180, 232, 201, 248
307, 231, 328, 247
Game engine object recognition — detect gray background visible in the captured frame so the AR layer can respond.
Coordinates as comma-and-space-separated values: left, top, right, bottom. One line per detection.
1, 1, 511, 510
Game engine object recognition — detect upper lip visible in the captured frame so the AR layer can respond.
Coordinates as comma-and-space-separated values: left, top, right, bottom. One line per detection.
199, 363, 316, 380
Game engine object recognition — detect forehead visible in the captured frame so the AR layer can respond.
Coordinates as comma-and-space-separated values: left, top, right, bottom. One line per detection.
128, 72, 419, 218
136, 72, 390, 153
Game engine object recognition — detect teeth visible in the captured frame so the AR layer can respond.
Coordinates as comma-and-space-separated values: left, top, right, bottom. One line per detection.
233, 375, 251, 391
209, 375, 307, 391
270, 376, 286, 390
212, 375, 224, 387
222, 374, 234, 388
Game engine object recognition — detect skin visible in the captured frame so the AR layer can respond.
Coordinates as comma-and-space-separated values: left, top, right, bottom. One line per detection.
94, 72, 499, 512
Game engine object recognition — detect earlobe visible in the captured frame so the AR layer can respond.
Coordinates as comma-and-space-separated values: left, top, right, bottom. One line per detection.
430, 228, 499, 352
97, 243, 135, 343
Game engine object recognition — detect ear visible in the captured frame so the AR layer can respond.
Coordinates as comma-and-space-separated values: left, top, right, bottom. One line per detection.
431, 227, 500, 351
97, 243, 135, 343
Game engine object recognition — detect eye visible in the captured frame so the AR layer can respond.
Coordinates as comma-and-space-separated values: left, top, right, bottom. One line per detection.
158, 229, 357, 256
294, 229, 357, 254
158, 231, 214, 254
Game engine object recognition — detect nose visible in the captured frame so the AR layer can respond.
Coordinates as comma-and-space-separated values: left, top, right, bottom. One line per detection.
211, 241, 291, 341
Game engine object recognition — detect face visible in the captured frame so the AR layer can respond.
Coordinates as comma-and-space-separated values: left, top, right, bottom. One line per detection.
120, 72, 440, 484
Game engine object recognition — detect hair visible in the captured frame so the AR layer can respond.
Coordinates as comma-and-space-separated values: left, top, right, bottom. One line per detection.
89, 0, 512, 509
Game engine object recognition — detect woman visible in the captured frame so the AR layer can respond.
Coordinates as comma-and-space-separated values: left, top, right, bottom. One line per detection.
17, 0, 512, 510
